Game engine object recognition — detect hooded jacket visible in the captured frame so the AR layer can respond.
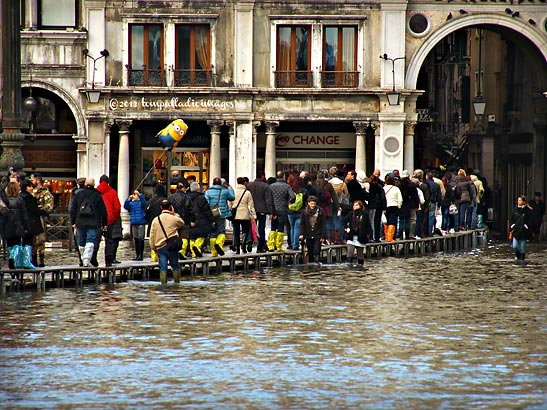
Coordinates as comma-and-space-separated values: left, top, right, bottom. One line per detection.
97, 181, 121, 225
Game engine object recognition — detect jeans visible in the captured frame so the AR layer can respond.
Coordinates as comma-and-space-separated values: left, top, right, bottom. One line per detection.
457, 202, 470, 229
157, 245, 180, 272
287, 212, 301, 250
428, 207, 436, 236
271, 213, 288, 233
512, 238, 527, 256
397, 216, 411, 239
441, 205, 450, 231
211, 217, 226, 238
255, 212, 268, 250
369, 208, 382, 241
469, 205, 478, 229
232, 219, 251, 248
77, 226, 98, 246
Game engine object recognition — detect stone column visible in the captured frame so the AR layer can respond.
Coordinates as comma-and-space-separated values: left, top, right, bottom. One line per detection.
228, 121, 236, 184
252, 121, 261, 178
73, 134, 88, 178
0, 0, 25, 173
264, 121, 279, 179
116, 120, 132, 237
353, 121, 368, 173
374, 122, 381, 171
208, 120, 224, 183
404, 121, 416, 172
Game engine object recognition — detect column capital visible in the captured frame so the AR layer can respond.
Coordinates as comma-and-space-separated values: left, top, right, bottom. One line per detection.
264, 121, 279, 133
226, 121, 235, 134
207, 119, 224, 133
404, 121, 417, 134
72, 134, 87, 144
353, 121, 369, 134
253, 121, 262, 130
117, 119, 133, 132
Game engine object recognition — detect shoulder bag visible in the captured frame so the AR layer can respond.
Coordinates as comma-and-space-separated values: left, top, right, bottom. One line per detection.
158, 214, 182, 252
210, 190, 222, 218
227, 189, 247, 221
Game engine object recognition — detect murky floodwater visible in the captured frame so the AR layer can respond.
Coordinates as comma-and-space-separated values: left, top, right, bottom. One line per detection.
1, 242, 546, 409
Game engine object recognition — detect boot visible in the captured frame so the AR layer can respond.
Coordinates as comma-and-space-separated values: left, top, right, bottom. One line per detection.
386, 225, 396, 242
333, 231, 340, 245
32, 254, 38, 267
83, 242, 95, 267
275, 231, 285, 252
383, 224, 389, 241
78, 246, 85, 266
180, 239, 189, 260
132, 239, 140, 260
215, 233, 226, 256
159, 271, 167, 285
520, 253, 526, 261
515, 251, 521, 261
172, 269, 181, 284
267, 231, 276, 252
134, 239, 144, 261
210, 238, 218, 257
233, 234, 241, 254
358, 259, 365, 265
38, 253, 45, 268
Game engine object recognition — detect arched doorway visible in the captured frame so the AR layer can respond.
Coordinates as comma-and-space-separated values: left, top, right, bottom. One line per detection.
408, 17, 547, 236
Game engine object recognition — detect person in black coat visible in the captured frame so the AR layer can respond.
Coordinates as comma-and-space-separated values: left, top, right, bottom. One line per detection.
510, 195, 532, 261
299, 195, 326, 263
343, 200, 371, 264
69, 178, 108, 267
367, 175, 386, 242
20, 180, 48, 265
397, 173, 420, 240
5, 181, 29, 268
186, 182, 215, 257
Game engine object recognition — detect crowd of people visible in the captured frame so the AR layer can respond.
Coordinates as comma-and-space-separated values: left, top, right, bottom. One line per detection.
1, 164, 544, 271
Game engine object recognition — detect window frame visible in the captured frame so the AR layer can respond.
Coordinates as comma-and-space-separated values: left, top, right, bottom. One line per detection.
128, 23, 165, 86
174, 23, 212, 87
275, 24, 312, 88
37, 0, 78, 29
322, 25, 358, 88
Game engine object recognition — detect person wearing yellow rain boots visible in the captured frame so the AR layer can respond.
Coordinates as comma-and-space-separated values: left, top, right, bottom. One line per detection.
268, 171, 296, 252
187, 182, 218, 257
204, 177, 235, 257
168, 180, 196, 259
383, 174, 403, 242
149, 199, 185, 284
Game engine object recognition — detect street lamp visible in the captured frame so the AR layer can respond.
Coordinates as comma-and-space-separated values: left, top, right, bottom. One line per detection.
473, 29, 486, 128
379, 53, 406, 106
83, 48, 109, 103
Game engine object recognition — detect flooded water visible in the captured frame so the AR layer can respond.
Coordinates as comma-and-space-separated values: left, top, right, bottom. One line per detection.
1, 241, 546, 409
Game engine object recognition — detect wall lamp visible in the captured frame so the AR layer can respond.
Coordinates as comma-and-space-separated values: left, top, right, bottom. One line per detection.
379, 53, 406, 106
83, 48, 109, 103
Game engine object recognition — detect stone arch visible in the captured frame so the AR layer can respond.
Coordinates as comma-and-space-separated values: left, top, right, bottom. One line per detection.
406, 14, 547, 89
21, 79, 86, 141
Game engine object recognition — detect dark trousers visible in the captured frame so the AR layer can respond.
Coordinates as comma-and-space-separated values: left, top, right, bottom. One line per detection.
305, 237, 322, 263
255, 212, 268, 251
232, 219, 251, 248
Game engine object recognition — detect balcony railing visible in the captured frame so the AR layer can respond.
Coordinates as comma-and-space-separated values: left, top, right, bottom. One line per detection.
274, 70, 313, 88
173, 69, 213, 87
320, 71, 359, 88
126, 65, 165, 86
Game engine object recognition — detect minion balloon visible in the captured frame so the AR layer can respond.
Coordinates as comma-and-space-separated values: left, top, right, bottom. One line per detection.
155, 119, 188, 150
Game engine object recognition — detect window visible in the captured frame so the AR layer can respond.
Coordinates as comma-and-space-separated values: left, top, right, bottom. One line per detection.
38, 0, 77, 29
175, 24, 211, 86
276, 25, 311, 87
128, 24, 164, 86
322, 26, 358, 87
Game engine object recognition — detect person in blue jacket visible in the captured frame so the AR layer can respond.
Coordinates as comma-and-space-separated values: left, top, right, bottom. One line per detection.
124, 188, 147, 260
204, 177, 235, 256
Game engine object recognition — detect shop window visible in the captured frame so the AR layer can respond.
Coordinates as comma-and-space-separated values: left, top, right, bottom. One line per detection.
175, 24, 212, 86
127, 24, 164, 86
275, 25, 312, 88
142, 148, 209, 195
38, 0, 77, 29
321, 26, 358, 88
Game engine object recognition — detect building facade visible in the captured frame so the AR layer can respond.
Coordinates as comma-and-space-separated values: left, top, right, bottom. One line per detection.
1, 0, 547, 234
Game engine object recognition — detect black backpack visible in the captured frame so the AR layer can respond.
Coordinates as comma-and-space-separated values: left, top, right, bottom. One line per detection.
79, 197, 95, 216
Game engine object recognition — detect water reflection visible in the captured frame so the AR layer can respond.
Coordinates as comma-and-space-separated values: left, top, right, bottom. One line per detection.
1, 242, 547, 409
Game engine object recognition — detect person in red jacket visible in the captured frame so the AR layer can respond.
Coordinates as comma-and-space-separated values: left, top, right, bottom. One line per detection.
95, 175, 122, 266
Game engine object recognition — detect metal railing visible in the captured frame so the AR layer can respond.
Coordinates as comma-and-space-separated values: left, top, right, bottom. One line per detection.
126, 65, 165, 86
173, 69, 213, 86
320, 71, 359, 88
274, 70, 313, 88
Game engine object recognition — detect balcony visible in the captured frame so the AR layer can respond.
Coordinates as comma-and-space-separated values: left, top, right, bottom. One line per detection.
126, 65, 165, 86
274, 70, 313, 88
320, 71, 359, 88
173, 69, 213, 87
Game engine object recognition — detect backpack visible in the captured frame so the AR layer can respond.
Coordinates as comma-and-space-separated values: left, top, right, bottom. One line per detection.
289, 192, 304, 212
79, 197, 95, 216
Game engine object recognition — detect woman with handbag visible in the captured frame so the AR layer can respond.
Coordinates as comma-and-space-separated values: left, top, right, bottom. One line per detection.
509, 195, 532, 262
230, 177, 256, 254
149, 199, 185, 284
4, 181, 31, 269
20, 180, 48, 267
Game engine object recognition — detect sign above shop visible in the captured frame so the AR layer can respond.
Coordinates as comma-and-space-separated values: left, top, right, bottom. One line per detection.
274, 132, 355, 149
108, 96, 235, 112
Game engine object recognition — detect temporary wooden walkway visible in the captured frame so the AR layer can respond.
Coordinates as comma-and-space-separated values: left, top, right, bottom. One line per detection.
1, 228, 488, 294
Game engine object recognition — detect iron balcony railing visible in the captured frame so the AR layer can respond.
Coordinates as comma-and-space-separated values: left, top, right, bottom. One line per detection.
173, 69, 213, 86
320, 71, 359, 88
126, 65, 165, 86
274, 70, 313, 88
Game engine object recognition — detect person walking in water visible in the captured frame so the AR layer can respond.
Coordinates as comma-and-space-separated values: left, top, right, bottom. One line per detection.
509, 195, 532, 262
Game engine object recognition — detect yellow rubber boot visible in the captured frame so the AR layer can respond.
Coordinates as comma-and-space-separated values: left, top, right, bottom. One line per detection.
210, 238, 218, 257
172, 269, 181, 284
267, 231, 276, 252
180, 239, 189, 259
275, 231, 285, 252
215, 233, 225, 256
159, 271, 167, 285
